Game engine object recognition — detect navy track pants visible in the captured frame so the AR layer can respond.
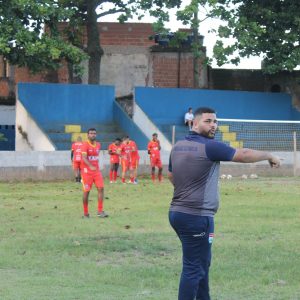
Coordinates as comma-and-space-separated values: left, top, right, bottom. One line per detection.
169, 211, 214, 300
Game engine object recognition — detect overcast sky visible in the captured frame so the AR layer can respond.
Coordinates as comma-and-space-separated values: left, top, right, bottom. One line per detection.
100, 2, 262, 70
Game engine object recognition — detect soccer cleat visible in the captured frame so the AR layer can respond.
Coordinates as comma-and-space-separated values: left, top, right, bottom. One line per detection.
97, 211, 109, 218
110, 181, 113, 184
82, 213, 90, 218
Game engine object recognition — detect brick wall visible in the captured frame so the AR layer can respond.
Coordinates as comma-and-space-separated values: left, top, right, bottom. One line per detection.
99, 22, 155, 47
11, 22, 208, 94
151, 50, 206, 88
0, 79, 9, 97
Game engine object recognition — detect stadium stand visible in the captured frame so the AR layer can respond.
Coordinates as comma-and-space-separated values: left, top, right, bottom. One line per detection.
159, 121, 300, 152
44, 122, 126, 150
0, 124, 15, 150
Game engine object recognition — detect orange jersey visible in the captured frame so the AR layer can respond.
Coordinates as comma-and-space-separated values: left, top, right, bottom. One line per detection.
130, 140, 140, 160
121, 141, 133, 160
148, 140, 161, 159
81, 141, 101, 172
108, 143, 122, 163
71, 141, 83, 162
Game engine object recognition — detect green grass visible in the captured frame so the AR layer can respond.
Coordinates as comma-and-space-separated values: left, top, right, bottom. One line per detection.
0, 177, 299, 300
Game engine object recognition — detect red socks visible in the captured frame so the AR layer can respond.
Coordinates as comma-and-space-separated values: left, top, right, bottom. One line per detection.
83, 201, 88, 215
98, 199, 103, 212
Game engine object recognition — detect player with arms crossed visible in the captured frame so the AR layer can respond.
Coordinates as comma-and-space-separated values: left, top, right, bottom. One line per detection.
108, 138, 122, 183
71, 136, 83, 183
168, 107, 280, 300
148, 133, 163, 182
81, 128, 108, 218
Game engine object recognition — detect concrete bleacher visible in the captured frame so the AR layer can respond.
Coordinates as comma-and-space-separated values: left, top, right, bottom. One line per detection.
0, 125, 15, 150
219, 121, 300, 151
159, 122, 300, 152
17, 84, 149, 151
44, 123, 126, 150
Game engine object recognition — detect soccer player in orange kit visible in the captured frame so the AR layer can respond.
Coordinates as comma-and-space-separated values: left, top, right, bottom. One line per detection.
130, 139, 140, 184
81, 128, 108, 218
71, 136, 83, 182
120, 136, 139, 184
108, 138, 122, 183
148, 133, 163, 182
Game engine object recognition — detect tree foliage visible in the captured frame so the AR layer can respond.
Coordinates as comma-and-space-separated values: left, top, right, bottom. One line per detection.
59, 0, 182, 84
0, 0, 87, 74
213, 0, 300, 73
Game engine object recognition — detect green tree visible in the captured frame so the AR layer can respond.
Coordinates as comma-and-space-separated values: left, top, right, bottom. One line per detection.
213, 0, 300, 74
175, 0, 218, 88
60, 0, 182, 84
0, 0, 87, 75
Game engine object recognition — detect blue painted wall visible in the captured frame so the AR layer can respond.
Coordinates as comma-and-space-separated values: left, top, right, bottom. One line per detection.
18, 83, 115, 125
113, 101, 149, 149
135, 87, 300, 124
0, 125, 15, 151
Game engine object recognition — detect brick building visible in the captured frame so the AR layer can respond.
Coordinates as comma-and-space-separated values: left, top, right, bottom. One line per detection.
0, 22, 207, 102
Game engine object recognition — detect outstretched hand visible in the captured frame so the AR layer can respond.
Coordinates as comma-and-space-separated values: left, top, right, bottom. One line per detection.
268, 156, 281, 168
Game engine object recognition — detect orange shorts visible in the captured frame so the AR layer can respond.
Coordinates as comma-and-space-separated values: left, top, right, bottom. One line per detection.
121, 159, 131, 171
130, 158, 139, 170
150, 157, 162, 168
81, 171, 104, 192
73, 161, 81, 170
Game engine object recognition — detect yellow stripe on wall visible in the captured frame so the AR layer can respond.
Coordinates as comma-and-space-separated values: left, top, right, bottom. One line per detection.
218, 125, 229, 133
65, 125, 81, 133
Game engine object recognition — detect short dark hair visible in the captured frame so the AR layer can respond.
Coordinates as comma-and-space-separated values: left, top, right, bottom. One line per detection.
152, 133, 158, 137
194, 107, 216, 116
123, 135, 129, 140
87, 128, 96, 134
188, 107, 192, 111
115, 138, 122, 142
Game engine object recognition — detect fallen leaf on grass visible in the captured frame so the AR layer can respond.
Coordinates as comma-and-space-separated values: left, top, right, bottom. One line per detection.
124, 225, 131, 229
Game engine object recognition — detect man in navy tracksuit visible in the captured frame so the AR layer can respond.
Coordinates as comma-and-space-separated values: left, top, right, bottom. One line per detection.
168, 107, 280, 300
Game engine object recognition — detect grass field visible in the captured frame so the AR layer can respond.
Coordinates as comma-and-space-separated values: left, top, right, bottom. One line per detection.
0, 177, 299, 300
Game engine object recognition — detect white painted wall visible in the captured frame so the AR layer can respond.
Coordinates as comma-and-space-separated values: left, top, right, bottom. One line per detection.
81, 46, 151, 98
133, 104, 172, 151
15, 99, 55, 151
0, 105, 15, 125
0, 151, 298, 181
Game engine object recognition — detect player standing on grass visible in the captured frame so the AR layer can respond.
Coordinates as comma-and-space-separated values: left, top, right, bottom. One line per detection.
71, 136, 83, 183
120, 136, 137, 184
148, 133, 163, 182
168, 107, 280, 300
130, 139, 139, 184
81, 128, 108, 218
108, 138, 122, 183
